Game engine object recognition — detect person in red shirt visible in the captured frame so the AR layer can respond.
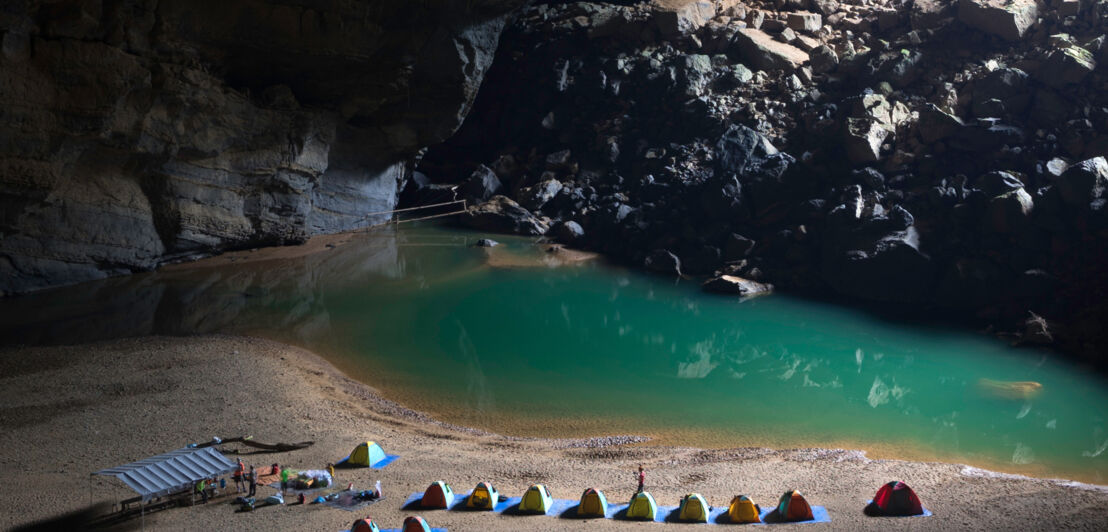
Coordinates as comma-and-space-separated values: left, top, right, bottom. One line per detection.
637, 464, 645, 493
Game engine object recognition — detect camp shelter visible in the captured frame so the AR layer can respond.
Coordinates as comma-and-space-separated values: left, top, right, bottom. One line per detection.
351, 518, 380, 532
520, 484, 553, 514
421, 481, 455, 509
347, 441, 387, 467
577, 487, 609, 517
625, 491, 658, 521
776, 489, 814, 521
403, 515, 432, 532
679, 493, 710, 522
868, 481, 924, 516
728, 495, 761, 523
465, 481, 499, 510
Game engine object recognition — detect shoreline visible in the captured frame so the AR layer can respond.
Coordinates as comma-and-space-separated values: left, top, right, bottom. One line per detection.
1, 334, 1105, 531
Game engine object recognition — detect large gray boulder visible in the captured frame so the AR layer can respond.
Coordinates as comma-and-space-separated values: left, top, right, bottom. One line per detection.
730, 29, 809, 71
1037, 43, 1097, 87
1057, 157, 1108, 206
461, 195, 549, 235
958, 0, 1039, 41
652, 0, 716, 36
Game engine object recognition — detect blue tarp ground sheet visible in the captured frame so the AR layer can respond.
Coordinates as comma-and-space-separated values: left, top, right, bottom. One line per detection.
340, 529, 446, 532
864, 500, 933, 517
403, 492, 831, 524
336, 454, 401, 470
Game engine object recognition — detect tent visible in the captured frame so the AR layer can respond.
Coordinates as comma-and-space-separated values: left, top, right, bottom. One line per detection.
776, 489, 814, 521
92, 447, 236, 502
519, 484, 553, 514
728, 495, 761, 523
679, 493, 709, 523
625, 491, 658, 521
403, 515, 432, 532
577, 487, 608, 517
347, 441, 387, 467
867, 481, 924, 516
351, 518, 380, 532
465, 481, 499, 510
421, 481, 455, 509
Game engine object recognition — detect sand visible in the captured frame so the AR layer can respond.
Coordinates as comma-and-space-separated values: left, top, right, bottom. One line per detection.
1, 335, 1105, 531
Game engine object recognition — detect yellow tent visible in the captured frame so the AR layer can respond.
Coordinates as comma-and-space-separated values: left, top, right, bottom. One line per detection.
465, 481, 499, 510
577, 488, 608, 517
347, 441, 386, 467
728, 495, 761, 523
519, 484, 553, 514
626, 491, 657, 520
679, 493, 709, 523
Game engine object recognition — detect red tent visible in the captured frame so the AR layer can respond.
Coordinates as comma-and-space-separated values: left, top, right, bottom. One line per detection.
869, 481, 924, 516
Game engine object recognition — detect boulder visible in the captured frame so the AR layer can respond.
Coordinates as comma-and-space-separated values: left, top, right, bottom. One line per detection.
730, 29, 809, 72
723, 233, 756, 261
988, 188, 1035, 233
644, 249, 683, 275
809, 45, 839, 74
1037, 45, 1097, 87
551, 220, 585, 244
975, 170, 1025, 196
1057, 157, 1108, 206
957, 0, 1038, 41
702, 275, 773, 296
821, 226, 936, 303
787, 12, 823, 32
459, 164, 503, 202
911, 0, 954, 30
652, 0, 716, 36
843, 118, 889, 163
972, 67, 1031, 117
473, 238, 499, 247
678, 54, 714, 97
700, 175, 745, 220
461, 195, 549, 235
519, 179, 564, 211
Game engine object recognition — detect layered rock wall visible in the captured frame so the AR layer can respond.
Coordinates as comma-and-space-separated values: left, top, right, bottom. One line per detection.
0, 0, 516, 294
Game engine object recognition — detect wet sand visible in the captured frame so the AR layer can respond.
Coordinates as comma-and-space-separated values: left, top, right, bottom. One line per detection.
1, 335, 1105, 531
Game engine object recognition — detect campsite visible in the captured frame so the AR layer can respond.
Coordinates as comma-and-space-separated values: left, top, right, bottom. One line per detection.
3, 1, 1108, 530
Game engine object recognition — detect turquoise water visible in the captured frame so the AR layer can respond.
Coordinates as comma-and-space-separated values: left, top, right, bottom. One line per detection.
2, 225, 1106, 483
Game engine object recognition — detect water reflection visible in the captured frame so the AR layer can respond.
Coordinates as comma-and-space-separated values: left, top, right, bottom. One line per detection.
0, 225, 1105, 482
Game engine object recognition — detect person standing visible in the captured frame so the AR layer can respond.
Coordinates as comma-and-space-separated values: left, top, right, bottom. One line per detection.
235, 459, 245, 493
197, 478, 208, 504
637, 464, 645, 493
248, 465, 257, 497
280, 467, 290, 493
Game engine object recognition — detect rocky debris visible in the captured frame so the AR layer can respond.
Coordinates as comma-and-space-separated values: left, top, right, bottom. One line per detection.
473, 238, 499, 247
958, 0, 1039, 42
730, 29, 810, 71
411, 0, 1108, 364
461, 196, 549, 236
702, 275, 773, 296
1019, 312, 1054, 345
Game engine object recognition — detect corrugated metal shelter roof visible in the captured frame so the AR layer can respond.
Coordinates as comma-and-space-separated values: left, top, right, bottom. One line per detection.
93, 447, 236, 501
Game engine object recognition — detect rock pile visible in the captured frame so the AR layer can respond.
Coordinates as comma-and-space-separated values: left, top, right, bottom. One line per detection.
413, 0, 1108, 362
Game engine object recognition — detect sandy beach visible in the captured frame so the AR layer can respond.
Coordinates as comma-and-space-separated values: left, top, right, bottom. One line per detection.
1, 334, 1105, 531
